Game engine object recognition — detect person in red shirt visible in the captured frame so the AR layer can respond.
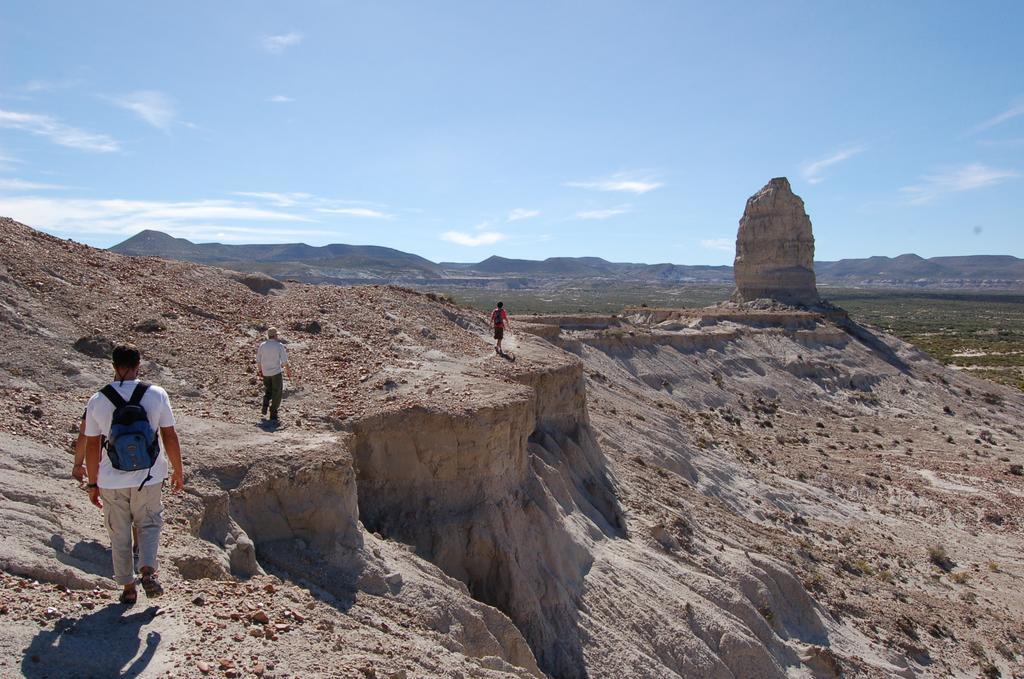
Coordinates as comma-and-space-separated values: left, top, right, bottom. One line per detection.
490, 301, 511, 354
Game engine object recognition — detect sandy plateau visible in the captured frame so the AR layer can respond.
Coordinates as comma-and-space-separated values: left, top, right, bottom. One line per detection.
1, 216, 1023, 678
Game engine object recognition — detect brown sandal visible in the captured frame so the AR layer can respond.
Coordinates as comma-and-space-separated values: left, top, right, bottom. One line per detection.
140, 572, 164, 598
119, 588, 138, 605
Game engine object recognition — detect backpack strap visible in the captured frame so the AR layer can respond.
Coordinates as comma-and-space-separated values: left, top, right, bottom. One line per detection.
128, 382, 150, 406
100, 385, 128, 409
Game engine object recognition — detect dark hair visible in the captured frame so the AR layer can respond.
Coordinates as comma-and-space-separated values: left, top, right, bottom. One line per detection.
111, 344, 141, 369
496, 301, 504, 308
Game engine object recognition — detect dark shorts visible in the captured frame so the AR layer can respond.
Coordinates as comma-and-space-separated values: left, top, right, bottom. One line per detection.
494, 327, 504, 340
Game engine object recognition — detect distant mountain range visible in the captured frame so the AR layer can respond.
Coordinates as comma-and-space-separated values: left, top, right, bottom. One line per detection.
110, 230, 1024, 290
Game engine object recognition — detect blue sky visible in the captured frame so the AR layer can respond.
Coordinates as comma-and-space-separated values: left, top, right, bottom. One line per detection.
1, 1, 1021, 264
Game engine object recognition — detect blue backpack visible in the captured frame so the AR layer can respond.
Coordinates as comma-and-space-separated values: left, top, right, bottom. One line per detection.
100, 382, 160, 490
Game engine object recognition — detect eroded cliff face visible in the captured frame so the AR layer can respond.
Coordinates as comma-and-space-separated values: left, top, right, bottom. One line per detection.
524, 308, 1024, 677
351, 356, 624, 678
733, 177, 819, 306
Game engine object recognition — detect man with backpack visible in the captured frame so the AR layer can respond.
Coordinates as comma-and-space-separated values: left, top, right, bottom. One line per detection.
83, 344, 184, 605
256, 327, 292, 421
490, 302, 512, 354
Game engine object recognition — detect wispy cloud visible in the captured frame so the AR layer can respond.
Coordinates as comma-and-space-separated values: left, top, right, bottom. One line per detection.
316, 207, 393, 219
0, 196, 313, 241
440, 230, 506, 246
901, 163, 1019, 205
0, 109, 120, 152
0, 178, 69, 191
109, 91, 177, 130
178, 225, 337, 243
967, 100, 1024, 136
801, 146, 864, 184
507, 208, 540, 222
234, 192, 393, 217
565, 172, 663, 194
0, 147, 19, 169
700, 238, 733, 252
575, 205, 631, 220
263, 32, 304, 54
24, 78, 84, 93
268, 95, 294, 103
978, 137, 1024, 149
232, 191, 313, 207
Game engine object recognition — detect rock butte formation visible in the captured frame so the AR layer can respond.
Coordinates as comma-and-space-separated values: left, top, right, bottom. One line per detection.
733, 177, 820, 306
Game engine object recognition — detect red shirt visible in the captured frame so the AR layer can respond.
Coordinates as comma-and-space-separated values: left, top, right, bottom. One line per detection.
491, 308, 508, 327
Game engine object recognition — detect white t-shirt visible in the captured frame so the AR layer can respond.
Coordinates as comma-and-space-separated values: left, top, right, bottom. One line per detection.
256, 339, 289, 377
84, 380, 176, 489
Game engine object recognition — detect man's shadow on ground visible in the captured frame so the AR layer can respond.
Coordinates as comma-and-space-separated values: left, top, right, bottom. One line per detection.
22, 604, 161, 679
256, 419, 283, 432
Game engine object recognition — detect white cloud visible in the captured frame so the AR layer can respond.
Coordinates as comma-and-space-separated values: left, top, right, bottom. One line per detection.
440, 230, 507, 246
0, 109, 120, 152
575, 205, 631, 220
233, 191, 313, 207
901, 163, 1019, 205
565, 173, 663, 194
0, 178, 69, 191
158, 224, 336, 243
978, 137, 1024, 148
24, 78, 84, 93
507, 208, 540, 222
800, 146, 864, 184
700, 238, 733, 252
109, 91, 177, 130
0, 196, 313, 239
268, 95, 294, 103
967, 101, 1024, 136
316, 207, 393, 219
263, 32, 304, 54
0, 147, 18, 169
234, 192, 393, 218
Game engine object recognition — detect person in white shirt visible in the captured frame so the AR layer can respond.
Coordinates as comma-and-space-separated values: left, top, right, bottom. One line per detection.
256, 327, 292, 421
84, 344, 184, 605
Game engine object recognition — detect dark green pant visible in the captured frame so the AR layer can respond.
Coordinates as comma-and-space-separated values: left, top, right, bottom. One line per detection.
262, 373, 283, 418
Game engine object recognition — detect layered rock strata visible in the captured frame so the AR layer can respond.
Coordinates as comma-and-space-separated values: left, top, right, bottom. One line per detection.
733, 177, 819, 306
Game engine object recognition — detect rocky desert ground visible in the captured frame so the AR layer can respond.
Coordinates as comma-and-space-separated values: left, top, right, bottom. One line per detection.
1, 213, 1023, 678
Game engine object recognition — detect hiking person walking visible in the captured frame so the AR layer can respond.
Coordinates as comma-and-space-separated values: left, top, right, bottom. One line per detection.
256, 327, 292, 421
491, 302, 512, 354
83, 344, 184, 605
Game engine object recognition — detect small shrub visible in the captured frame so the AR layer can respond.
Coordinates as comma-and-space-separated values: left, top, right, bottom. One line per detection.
134, 318, 166, 333
980, 662, 1001, 678
852, 559, 875, 576
928, 545, 955, 571
896, 615, 919, 641
804, 572, 826, 593
982, 392, 1003, 407
950, 571, 970, 585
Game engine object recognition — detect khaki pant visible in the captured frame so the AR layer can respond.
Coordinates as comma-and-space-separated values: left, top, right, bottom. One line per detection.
100, 485, 163, 585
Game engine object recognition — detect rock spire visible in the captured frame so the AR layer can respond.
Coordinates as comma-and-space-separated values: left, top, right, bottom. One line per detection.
732, 177, 819, 306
